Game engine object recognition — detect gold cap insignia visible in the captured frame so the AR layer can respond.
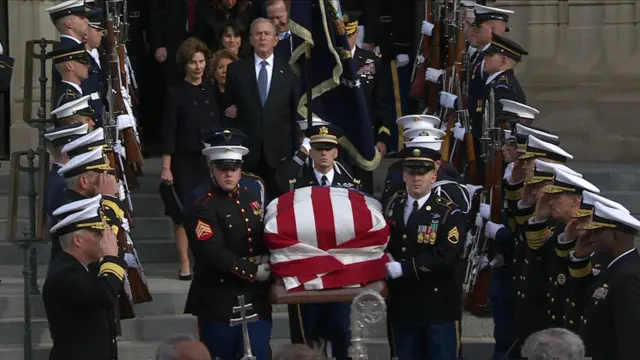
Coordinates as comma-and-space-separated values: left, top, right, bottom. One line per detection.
319, 126, 329, 135
223, 130, 231, 133
413, 149, 421, 156
414, 116, 421, 121
224, 147, 232, 152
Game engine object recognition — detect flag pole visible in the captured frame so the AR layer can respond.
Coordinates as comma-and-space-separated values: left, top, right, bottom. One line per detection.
306, 43, 313, 130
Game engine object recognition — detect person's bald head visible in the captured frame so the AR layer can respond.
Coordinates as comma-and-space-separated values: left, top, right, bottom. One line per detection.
156, 334, 211, 360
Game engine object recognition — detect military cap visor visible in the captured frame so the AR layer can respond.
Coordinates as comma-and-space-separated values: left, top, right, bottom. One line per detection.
48, 43, 91, 65
583, 202, 640, 235
484, 34, 528, 62
212, 159, 243, 170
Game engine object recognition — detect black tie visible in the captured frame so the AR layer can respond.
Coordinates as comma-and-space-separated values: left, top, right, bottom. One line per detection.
412, 200, 419, 213
321, 175, 328, 186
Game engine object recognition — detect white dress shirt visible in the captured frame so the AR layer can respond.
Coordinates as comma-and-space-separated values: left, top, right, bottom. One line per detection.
254, 53, 274, 99
90, 48, 101, 69
404, 192, 431, 225
60, 34, 81, 44
485, 70, 506, 85
61, 80, 83, 95
314, 168, 335, 186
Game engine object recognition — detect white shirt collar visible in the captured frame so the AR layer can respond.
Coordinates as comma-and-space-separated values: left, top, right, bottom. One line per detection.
485, 70, 506, 85
90, 48, 101, 68
407, 192, 431, 211
60, 34, 82, 44
254, 53, 275, 67
351, 46, 356, 57
278, 31, 291, 40
61, 80, 83, 94
481, 42, 491, 52
608, 248, 636, 269
314, 167, 335, 185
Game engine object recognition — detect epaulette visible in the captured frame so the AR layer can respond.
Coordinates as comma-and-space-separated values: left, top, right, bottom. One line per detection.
385, 190, 406, 217
375, 52, 382, 58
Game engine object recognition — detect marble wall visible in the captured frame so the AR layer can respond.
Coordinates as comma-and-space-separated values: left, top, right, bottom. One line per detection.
6, 0, 640, 161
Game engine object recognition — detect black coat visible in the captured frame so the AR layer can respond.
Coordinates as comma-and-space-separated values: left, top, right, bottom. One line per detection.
360, 0, 414, 59
384, 191, 465, 326
579, 250, 640, 360
353, 46, 394, 146
43, 252, 126, 360
225, 55, 300, 170
183, 182, 271, 320
53, 81, 82, 109
161, 80, 221, 155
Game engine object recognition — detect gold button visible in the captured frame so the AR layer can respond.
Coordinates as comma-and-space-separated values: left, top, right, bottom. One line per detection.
250, 274, 254, 278
546, 293, 550, 298
547, 310, 550, 314
552, 315, 556, 320
229, 225, 233, 228
236, 200, 240, 204
401, 247, 406, 252
566, 298, 570, 303
563, 315, 566, 320
242, 209, 245, 213
594, 300, 598, 305
220, 279, 224, 283
242, 270, 245, 274
572, 302, 576, 307
248, 228, 252, 232
512, 276, 516, 280
248, 238, 252, 242
549, 277, 552, 281
522, 276, 526, 280
433, 288, 438, 292
517, 291, 521, 295
235, 267, 239, 270
402, 234, 407, 239
245, 218, 249, 222
426, 206, 431, 211
554, 281, 558, 286
580, 316, 583, 320
569, 320, 574, 324
551, 298, 555, 303
584, 319, 587, 324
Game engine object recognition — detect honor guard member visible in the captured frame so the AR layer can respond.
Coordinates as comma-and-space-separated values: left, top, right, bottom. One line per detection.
382, 115, 470, 214
45, 0, 96, 83
85, 7, 107, 125
51, 93, 100, 129
43, 196, 125, 360
569, 202, 640, 360
282, 124, 359, 360
183, 129, 272, 359
562, 191, 627, 334
48, 42, 91, 111
276, 124, 360, 193
344, 11, 395, 194
43, 123, 90, 219
384, 138, 465, 360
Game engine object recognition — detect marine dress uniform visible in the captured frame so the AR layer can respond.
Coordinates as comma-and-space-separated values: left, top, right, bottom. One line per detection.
384, 141, 465, 360
43, 196, 126, 360
183, 129, 272, 359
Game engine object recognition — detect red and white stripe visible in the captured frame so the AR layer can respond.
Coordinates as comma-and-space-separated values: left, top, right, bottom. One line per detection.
264, 186, 390, 291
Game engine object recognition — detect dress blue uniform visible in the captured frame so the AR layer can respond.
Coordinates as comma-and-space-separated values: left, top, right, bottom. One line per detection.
384, 145, 465, 360
276, 125, 360, 360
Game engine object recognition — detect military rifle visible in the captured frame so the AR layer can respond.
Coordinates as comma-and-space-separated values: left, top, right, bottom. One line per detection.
408, 0, 433, 99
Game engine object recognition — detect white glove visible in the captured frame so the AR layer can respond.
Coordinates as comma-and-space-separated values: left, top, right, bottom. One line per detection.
479, 203, 491, 220
438, 120, 448, 132
485, 221, 504, 239
475, 213, 484, 228
452, 122, 466, 142
255, 263, 271, 282
421, 21, 435, 36
425, 68, 444, 83
121, 217, 130, 233
301, 137, 311, 152
439, 91, 458, 109
416, 55, 425, 65
465, 184, 483, 196
116, 114, 135, 130
396, 54, 410, 68
386, 261, 403, 279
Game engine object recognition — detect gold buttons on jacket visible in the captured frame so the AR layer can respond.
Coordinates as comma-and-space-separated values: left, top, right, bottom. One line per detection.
401, 247, 406, 252
402, 234, 407, 239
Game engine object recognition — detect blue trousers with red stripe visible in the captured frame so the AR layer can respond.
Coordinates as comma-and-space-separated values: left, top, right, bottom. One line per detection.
391, 321, 459, 360
198, 317, 272, 360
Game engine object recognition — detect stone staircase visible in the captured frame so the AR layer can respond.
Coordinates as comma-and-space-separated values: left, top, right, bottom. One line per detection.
0, 158, 637, 359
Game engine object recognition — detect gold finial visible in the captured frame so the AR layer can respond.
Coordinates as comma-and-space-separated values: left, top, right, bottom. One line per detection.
319, 126, 329, 135
413, 148, 421, 156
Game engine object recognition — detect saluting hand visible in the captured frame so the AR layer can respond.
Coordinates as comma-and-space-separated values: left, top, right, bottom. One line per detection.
97, 172, 118, 197
100, 220, 119, 258
574, 231, 595, 259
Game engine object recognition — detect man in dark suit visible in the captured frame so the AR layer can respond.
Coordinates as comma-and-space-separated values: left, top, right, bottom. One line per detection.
225, 17, 300, 197
267, 0, 292, 60
43, 196, 126, 360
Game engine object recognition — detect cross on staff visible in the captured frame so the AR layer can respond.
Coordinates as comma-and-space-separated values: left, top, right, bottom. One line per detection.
230, 295, 258, 360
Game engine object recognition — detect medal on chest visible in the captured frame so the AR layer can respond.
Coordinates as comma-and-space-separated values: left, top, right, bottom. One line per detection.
476, 100, 483, 113
592, 284, 608, 300
250, 201, 264, 220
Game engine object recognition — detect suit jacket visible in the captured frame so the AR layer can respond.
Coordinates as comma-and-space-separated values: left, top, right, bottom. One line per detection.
148, 0, 189, 58
43, 252, 125, 360
225, 54, 300, 170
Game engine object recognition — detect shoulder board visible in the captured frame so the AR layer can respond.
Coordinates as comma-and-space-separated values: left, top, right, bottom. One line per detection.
375, 52, 382, 58
436, 196, 457, 209
499, 75, 509, 82
384, 190, 406, 217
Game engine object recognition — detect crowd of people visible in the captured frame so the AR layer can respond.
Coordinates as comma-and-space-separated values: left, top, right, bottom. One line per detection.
34, 0, 640, 360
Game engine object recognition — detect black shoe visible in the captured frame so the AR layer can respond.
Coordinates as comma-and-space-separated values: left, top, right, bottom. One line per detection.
179, 273, 192, 281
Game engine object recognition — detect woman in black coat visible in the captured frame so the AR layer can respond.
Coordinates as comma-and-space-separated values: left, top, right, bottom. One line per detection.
208, 49, 240, 128
160, 37, 220, 280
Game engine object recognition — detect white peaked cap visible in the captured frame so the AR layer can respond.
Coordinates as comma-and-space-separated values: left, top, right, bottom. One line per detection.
582, 191, 629, 213
61, 128, 104, 155
403, 127, 446, 140
49, 203, 102, 235
51, 93, 100, 119
500, 99, 540, 120
526, 135, 573, 161
474, 4, 514, 15
547, 169, 599, 194
396, 115, 441, 130
515, 123, 559, 142
586, 202, 640, 233
298, 116, 330, 131
52, 194, 102, 217
405, 135, 443, 151
57, 146, 108, 177
202, 146, 249, 162
45, 0, 84, 15
535, 159, 582, 178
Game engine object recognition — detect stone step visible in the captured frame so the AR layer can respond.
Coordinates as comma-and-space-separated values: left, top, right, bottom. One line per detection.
0, 239, 178, 265
0, 217, 173, 242
0, 193, 168, 219
0, 338, 495, 360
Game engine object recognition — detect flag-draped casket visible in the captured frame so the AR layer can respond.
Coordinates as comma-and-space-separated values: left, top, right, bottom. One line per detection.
265, 187, 390, 303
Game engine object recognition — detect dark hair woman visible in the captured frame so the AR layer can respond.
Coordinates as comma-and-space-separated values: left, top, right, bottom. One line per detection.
208, 49, 239, 128
218, 19, 251, 58
160, 37, 219, 280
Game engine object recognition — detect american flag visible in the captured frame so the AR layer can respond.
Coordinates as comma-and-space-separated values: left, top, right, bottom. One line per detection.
264, 186, 390, 291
